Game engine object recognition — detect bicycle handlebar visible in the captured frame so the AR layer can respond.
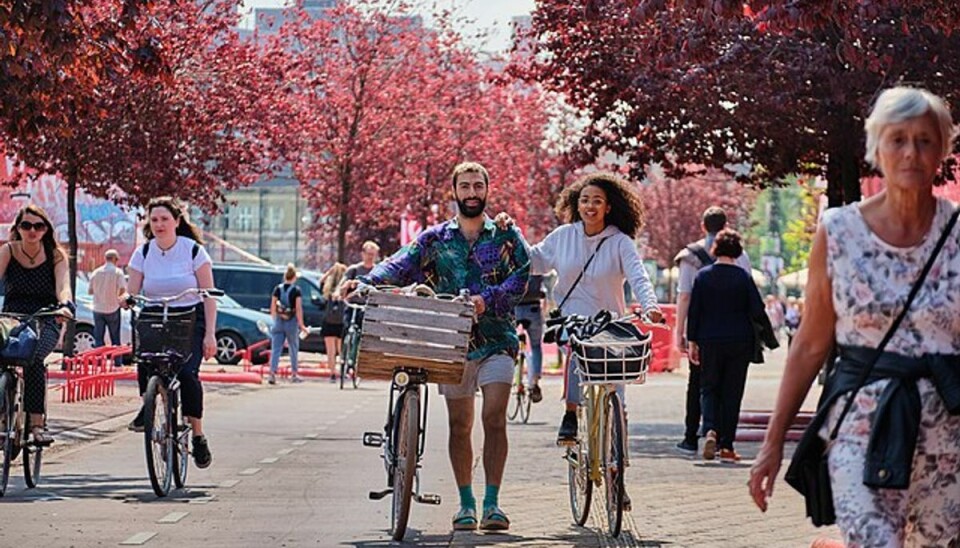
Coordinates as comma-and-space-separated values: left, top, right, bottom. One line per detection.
126, 287, 225, 307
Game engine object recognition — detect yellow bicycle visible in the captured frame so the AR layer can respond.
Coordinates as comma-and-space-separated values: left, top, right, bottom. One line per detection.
557, 311, 662, 537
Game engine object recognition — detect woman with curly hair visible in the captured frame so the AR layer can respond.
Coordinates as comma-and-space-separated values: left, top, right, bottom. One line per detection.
528, 172, 663, 450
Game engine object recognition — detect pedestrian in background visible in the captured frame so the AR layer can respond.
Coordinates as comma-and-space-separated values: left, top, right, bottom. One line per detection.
514, 274, 545, 402
749, 86, 960, 546
687, 229, 777, 463
320, 262, 347, 383
268, 263, 307, 385
89, 248, 126, 364
673, 206, 752, 455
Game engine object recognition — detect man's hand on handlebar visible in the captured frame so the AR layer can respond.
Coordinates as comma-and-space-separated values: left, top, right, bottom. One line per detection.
469, 295, 486, 316
340, 279, 360, 299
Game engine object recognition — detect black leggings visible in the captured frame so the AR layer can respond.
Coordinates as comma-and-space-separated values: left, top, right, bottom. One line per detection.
137, 305, 206, 419
24, 318, 62, 415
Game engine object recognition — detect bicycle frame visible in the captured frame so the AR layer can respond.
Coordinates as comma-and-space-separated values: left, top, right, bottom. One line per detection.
580, 382, 617, 486
367, 368, 430, 489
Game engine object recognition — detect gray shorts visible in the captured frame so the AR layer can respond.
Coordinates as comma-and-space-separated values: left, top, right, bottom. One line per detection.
439, 353, 515, 399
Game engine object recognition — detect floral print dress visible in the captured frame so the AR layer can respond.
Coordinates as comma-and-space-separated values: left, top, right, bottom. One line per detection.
820, 197, 960, 548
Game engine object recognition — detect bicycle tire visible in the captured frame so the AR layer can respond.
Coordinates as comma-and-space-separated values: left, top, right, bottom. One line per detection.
22, 414, 41, 488
518, 354, 531, 424
339, 350, 347, 390
144, 376, 173, 497
171, 389, 189, 489
507, 355, 523, 421
0, 372, 13, 497
390, 388, 419, 541
603, 392, 626, 537
348, 329, 361, 389
567, 405, 592, 526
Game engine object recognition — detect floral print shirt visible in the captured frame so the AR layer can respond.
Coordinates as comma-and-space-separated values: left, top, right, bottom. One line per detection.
362, 216, 530, 361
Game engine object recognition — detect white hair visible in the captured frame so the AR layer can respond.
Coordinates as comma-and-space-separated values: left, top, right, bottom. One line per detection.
864, 86, 957, 171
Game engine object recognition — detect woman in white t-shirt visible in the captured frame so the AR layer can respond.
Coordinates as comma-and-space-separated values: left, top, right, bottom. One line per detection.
527, 172, 663, 447
121, 197, 218, 469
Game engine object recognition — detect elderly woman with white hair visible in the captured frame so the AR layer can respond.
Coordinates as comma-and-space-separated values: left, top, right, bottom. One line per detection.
748, 86, 960, 546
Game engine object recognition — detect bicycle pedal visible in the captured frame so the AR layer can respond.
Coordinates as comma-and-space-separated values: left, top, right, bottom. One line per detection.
369, 488, 392, 500
362, 432, 384, 447
415, 493, 441, 505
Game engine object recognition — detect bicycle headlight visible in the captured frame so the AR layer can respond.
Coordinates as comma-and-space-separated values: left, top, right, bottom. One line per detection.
394, 371, 410, 387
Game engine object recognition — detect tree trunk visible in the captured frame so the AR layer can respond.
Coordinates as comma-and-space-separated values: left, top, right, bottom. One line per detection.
63, 173, 78, 357
825, 146, 861, 207
336, 165, 351, 264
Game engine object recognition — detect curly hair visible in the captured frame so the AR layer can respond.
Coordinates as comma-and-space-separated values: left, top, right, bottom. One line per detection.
555, 172, 645, 237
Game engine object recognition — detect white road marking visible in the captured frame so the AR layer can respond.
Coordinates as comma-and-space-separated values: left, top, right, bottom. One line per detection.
259, 457, 279, 464
292, 440, 307, 446
219, 479, 241, 488
277, 448, 295, 455
157, 512, 189, 524
304, 433, 319, 439
188, 495, 216, 505
120, 532, 158, 545
239, 467, 262, 476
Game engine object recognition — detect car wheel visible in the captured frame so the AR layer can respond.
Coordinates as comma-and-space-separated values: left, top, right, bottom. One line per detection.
215, 332, 244, 365
74, 325, 96, 354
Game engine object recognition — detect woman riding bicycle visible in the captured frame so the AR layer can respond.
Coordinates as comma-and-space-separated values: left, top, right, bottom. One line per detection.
122, 197, 218, 469
525, 172, 663, 444
0, 204, 74, 444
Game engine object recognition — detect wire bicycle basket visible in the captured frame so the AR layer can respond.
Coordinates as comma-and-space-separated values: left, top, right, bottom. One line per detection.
134, 307, 197, 374
569, 318, 653, 385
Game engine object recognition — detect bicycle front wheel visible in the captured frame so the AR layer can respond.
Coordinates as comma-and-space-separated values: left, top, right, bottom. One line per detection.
390, 388, 419, 541
518, 355, 531, 424
144, 376, 173, 497
603, 392, 626, 537
567, 405, 592, 526
170, 389, 189, 489
22, 414, 42, 488
348, 330, 361, 389
0, 372, 14, 496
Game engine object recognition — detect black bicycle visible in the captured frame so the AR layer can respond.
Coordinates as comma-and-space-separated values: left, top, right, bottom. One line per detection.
339, 300, 363, 390
128, 287, 223, 497
0, 305, 69, 496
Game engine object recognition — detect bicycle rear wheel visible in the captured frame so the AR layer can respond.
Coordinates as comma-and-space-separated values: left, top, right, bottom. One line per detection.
22, 414, 42, 488
603, 392, 626, 537
144, 375, 173, 497
349, 330, 361, 389
567, 405, 592, 526
0, 372, 14, 497
518, 355, 531, 424
170, 389, 189, 489
390, 388, 419, 541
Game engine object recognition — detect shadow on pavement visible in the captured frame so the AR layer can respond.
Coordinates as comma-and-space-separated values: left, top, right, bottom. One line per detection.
345, 527, 450, 547
0, 473, 213, 503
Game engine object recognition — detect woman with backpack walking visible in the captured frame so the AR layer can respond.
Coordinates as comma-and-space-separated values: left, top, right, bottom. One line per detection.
268, 264, 308, 384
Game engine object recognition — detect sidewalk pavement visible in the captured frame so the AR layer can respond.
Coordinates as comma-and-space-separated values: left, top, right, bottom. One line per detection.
451, 343, 842, 548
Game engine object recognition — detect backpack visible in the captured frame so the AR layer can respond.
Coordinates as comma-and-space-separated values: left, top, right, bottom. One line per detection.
142, 241, 200, 260
276, 283, 295, 320
685, 243, 715, 268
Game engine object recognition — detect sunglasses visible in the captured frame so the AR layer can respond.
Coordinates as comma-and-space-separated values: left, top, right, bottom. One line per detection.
18, 221, 47, 232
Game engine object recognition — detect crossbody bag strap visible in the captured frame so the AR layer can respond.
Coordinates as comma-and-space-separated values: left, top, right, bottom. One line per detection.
828, 206, 960, 440
556, 236, 611, 313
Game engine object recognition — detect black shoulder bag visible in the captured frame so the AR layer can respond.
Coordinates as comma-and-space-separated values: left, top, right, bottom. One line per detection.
784, 207, 960, 527
543, 236, 610, 344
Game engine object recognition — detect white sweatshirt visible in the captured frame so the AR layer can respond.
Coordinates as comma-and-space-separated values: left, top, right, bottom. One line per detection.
530, 222, 660, 318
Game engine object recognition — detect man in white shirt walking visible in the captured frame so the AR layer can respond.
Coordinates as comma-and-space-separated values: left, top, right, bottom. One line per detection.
89, 249, 126, 360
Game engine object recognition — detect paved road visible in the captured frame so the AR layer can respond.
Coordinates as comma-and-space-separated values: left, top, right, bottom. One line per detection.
1, 347, 841, 547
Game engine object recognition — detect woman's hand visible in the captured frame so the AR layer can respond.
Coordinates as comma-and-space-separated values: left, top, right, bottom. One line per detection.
494, 212, 514, 230
688, 341, 700, 365
647, 308, 663, 324
748, 441, 784, 513
203, 333, 217, 360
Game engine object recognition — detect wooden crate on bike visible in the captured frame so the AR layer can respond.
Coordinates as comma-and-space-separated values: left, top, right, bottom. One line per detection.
358, 292, 474, 384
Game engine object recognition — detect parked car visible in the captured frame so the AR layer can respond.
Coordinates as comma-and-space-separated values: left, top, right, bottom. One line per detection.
212, 262, 328, 353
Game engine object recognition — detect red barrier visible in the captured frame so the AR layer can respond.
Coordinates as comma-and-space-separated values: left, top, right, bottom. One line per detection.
57, 345, 132, 403
239, 339, 271, 373
630, 303, 680, 373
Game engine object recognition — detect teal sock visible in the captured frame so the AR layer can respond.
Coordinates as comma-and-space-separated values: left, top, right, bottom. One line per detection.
458, 484, 475, 511
483, 484, 500, 511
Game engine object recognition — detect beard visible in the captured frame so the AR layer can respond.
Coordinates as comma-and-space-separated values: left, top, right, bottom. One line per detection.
456, 196, 486, 218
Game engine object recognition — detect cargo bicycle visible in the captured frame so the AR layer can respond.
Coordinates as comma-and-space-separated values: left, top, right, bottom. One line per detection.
354, 283, 474, 541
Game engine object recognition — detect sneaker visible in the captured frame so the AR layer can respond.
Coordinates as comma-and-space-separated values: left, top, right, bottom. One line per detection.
328, 374, 337, 383
703, 430, 717, 461
622, 492, 632, 512
557, 411, 577, 444
675, 438, 698, 455
192, 435, 212, 469
529, 384, 543, 403
267, 373, 276, 385
719, 448, 741, 463
128, 407, 145, 432
291, 375, 303, 384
